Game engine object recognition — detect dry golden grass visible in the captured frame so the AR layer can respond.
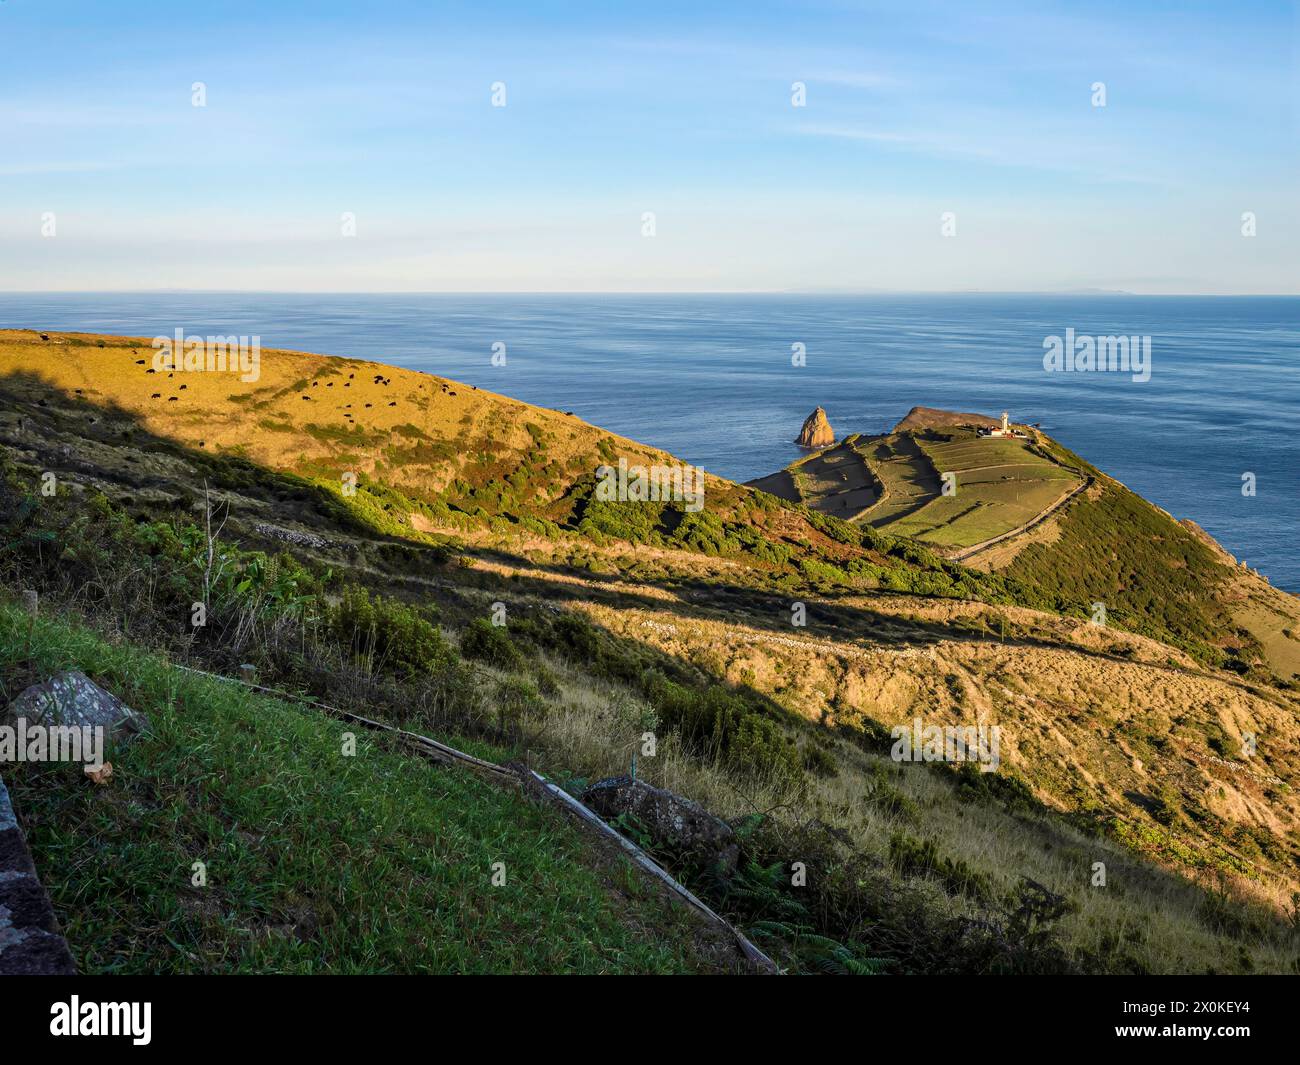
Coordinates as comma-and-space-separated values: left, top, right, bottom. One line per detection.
0, 328, 683, 507
7, 327, 1299, 972
461, 595, 1300, 974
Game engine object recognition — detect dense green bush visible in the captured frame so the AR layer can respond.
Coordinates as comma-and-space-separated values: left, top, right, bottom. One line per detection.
647, 673, 801, 784
460, 617, 525, 670
327, 586, 454, 677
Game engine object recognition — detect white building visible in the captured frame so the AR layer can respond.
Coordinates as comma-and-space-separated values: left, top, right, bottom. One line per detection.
978, 412, 1028, 438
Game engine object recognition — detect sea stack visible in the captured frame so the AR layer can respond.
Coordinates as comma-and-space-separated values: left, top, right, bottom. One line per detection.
795, 406, 835, 448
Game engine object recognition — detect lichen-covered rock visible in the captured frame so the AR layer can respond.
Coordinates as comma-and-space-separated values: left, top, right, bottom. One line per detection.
795, 406, 835, 448
5, 670, 148, 744
581, 776, 739, 874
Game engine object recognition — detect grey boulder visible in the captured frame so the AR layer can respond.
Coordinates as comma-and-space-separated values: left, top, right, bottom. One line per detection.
5, 670, 148, 744
581, 775, 739, 874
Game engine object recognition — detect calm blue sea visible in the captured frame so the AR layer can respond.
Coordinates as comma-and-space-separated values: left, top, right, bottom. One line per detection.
2, 293, 1296, 592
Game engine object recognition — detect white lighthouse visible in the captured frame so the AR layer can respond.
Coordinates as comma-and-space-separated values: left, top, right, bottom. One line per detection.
979, 411, 1024, 438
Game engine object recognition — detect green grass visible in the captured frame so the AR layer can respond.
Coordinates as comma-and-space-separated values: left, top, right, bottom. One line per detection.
0, 602, 717, 974
882, 431, 1080, 547
781, 430, 1082, 551
856, 435, 940, 525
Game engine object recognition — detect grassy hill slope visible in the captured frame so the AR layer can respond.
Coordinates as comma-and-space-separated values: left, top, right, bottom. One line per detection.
0, 603, 734, 974
748, 408, 1300, 682
3, 331, 1300, 974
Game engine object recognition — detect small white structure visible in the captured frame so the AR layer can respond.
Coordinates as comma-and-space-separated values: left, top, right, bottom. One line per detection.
978, 411, 1028, 439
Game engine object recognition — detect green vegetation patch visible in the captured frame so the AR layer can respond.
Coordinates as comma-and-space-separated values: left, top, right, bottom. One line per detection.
0, 603, 713, 974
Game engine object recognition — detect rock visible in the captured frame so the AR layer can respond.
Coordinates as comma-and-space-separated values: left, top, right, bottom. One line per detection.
5, 671, 148, 745
581, 776, 739, 874
891, 406, 1000, 433
795, 406, 835, 448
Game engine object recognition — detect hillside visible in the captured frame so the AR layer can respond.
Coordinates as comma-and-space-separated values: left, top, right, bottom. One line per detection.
747, 407, 1300, 683
0, 604, 741, 974
0, 329, 998, 600
3, 332, 1300, 974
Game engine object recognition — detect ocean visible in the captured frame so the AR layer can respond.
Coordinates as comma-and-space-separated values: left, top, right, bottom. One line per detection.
2, 293, 1296, 592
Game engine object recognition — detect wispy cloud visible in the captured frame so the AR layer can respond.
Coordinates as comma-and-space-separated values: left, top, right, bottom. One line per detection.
792, 122, 997, 159
0, 160, 121, 175
808, 70, 900, 90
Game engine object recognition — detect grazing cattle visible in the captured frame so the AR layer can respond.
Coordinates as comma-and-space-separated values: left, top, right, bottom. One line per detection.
168, 397, 178, 402
135, 359, 146, 365
151, 393, 161, 399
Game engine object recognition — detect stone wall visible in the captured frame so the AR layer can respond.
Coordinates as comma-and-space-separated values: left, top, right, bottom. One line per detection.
0, 775, 76, 974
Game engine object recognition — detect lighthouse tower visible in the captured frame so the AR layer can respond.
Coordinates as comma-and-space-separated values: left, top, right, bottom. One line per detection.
1000, 411, 1010, 434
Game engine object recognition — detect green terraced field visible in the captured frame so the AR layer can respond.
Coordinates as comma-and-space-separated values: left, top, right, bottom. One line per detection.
752, 426, 1083, 553
887, 432, 1082, 546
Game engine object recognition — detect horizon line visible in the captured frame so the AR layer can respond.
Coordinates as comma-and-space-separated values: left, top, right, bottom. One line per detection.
2, 289, 1298, 298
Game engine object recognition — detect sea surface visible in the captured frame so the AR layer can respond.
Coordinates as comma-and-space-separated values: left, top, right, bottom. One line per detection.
2, 293, 1296, 592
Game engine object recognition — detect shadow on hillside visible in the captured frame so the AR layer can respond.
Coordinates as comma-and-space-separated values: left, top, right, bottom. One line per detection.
4, 369, 1296, 963
0, 369, 1162, 679
0, 369, 454, 580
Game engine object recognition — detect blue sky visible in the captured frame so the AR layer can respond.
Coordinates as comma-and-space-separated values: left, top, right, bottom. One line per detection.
0, 0, 1295, 292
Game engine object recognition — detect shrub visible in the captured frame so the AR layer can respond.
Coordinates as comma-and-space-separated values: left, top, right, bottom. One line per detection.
460, 617, 525, 671
648, 674, 802, 785
535, 663, 562, 697
889, 831, 993, 903
327, 586, 453, 678
802, 744, 839, 778
493, 677, 548, 738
